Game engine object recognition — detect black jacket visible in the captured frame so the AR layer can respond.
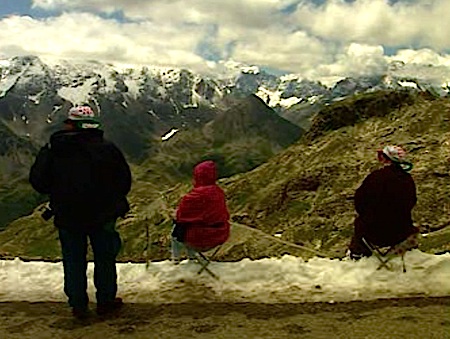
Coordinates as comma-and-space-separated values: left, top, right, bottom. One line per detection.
354, 164, 418, 246
29, 129, 132, 230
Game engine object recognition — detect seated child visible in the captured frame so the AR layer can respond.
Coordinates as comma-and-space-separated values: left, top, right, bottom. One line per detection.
171, 160, 230, 262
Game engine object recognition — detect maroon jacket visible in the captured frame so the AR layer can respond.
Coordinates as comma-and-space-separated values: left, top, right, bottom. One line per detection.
354, 164, 418, 246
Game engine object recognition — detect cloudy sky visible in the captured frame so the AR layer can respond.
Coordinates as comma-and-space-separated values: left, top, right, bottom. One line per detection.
0, 0, 449, 81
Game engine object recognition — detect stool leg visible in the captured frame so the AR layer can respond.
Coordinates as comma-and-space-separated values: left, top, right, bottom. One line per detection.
197, 252, 219, 280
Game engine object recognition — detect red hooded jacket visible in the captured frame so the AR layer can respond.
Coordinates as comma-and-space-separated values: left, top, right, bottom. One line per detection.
176, 161, 230, 250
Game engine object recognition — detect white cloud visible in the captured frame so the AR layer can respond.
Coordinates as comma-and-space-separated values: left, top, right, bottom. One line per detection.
291, 0, 450, 50
32, 0, 295, 27
390, 48, 450, 67
306, 43, 388, 80
0, 13, 206, 69
32, 0, 450, 51
230, 29, 331, 73
0, 1, 446, 82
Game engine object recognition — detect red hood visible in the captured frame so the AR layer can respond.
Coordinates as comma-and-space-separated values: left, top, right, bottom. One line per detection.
176, 160, 229, 227
193, 161, 217, 187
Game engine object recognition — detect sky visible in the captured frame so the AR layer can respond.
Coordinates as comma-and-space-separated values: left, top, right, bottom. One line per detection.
0, 0, 449, 80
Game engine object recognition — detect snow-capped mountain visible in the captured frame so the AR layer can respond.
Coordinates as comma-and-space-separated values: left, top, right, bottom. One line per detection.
1, 54, 449, 152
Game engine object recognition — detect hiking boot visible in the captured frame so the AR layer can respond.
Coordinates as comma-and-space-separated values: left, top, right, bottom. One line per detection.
96, 297, 123, 316
72, 307, 90, 320
349, 252, 363, 261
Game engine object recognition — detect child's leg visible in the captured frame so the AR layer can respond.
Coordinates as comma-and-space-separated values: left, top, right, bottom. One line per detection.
171, 237, 184, 261
186, 246, 197, 260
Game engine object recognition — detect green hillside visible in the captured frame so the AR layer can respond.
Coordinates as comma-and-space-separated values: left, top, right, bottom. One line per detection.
224, 91, 450, 256
1, 90, 449, 260
139, 94, 304, 185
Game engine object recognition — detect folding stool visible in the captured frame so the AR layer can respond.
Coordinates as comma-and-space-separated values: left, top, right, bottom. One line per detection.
362, 234, 418, 273
187, 245, 223, 280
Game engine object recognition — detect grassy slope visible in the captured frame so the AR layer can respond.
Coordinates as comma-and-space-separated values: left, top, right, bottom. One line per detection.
1, 91, 449, 260
223, 91, 450, 256
0, 96, 305, 260
139, 94, 303, 184
0, 120, 44, 229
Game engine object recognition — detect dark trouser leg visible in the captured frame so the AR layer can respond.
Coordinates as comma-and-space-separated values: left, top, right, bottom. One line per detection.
89, 222, 122, 304
59, 228, 89, 309
348, 218, 372, 257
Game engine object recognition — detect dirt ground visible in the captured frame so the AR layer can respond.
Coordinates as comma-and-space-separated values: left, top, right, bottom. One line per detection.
0, 297, 448, 339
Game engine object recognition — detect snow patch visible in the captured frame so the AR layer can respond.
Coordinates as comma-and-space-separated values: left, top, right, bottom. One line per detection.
147, 110, 159, 119
161, 128, 179, 141
0, 66, 26, 98
183, 104, 198, 109
398, 81, 418, 89
57, 77, 97, 105
256, 86, 303, 109
95, 68, 117, 94
0, 251, 448, 303
308, 95, 320, 104
241, 66, 260, 74
0, 58, 10, 68
124, 76, 142, 99
280, 96, 302, 108
280, 74, 301, 82
159, 68, 181, 89
28, 90, 45, 105
255, 86, 281, 107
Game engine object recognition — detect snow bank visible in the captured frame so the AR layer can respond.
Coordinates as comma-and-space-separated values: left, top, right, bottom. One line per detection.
0, 250, 448, 303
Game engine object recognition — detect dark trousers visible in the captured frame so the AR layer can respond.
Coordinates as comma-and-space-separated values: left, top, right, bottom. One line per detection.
58, 223, 121, 309
349, 216, 419, 256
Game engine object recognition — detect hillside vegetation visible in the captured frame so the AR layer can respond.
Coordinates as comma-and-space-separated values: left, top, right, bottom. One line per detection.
139, 94, 303, 185
224, 91, 450, 256
0, 90, 449, 260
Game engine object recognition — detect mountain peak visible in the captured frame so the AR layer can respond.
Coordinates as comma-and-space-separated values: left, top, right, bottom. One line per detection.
210, 94, 304, 148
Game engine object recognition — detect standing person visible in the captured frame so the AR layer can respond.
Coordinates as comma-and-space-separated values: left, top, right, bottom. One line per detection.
29, 105, 131, 319
171, 160, 230, 261
348, 145, 419, 259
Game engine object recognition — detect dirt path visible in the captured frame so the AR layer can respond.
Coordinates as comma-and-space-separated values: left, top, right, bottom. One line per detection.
0, 297, 449, 339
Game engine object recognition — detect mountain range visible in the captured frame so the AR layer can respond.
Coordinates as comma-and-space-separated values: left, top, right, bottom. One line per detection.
0, 55, 449, 260
1, 54, 448, 163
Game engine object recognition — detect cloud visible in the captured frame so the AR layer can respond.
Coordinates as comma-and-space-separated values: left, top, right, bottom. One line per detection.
291, 0, 450, 50
307, 43, 388, 80
230, 29, 331, 73
0, 13, 206, 68
0, 0, 446, 84
31, 0, 297, 27
4, 2, 332, 74
390, 48, 450, 67
32, 0, 449, 52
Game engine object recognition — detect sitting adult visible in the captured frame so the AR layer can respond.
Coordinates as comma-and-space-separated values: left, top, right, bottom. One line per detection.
171, 160, 230, 262
348, 145, 419, 259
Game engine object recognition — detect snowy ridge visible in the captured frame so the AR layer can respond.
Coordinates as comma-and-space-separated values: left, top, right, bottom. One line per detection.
1, 55, 450, 115
0, 60, 30, 98
0, 251, 449, 303
57, 77, 98, 105
255, 86, 303, 108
